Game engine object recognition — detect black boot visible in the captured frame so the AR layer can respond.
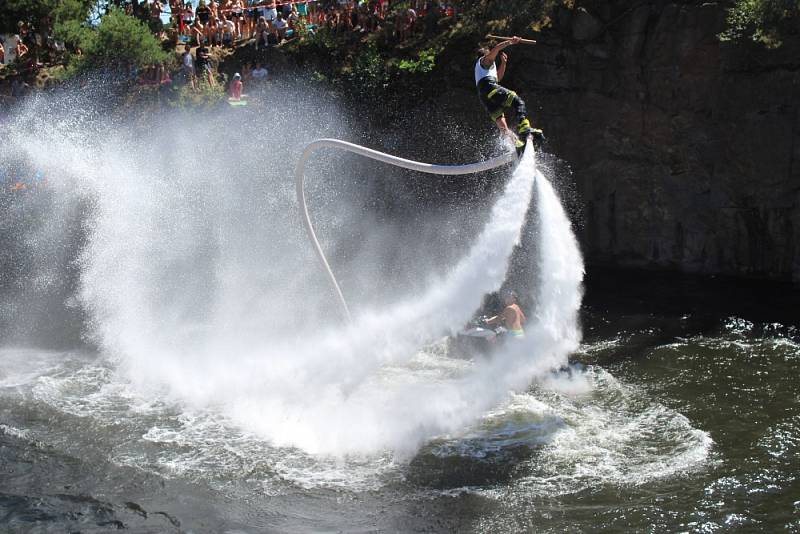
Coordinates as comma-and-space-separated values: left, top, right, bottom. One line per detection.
516, 119, 546, 156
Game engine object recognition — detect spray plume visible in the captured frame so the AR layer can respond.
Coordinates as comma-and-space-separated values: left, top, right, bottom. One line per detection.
1, 89, 584, 457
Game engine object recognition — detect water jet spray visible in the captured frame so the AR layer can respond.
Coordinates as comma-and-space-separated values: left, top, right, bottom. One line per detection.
294, 138, 517, 323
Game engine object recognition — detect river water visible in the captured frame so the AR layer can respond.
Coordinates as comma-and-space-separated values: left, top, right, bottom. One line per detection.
1, 86, 799, 532
2, 270, 798, 532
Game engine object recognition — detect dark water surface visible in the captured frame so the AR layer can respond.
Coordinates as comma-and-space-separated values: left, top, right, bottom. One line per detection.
1, 270, 798, 532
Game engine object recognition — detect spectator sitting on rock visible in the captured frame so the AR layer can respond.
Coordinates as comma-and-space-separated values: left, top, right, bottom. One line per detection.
191, 18, 205, 45
268, 20, 280, 45
221, 13, 235, 46
159, 63, 172, 84
288, 11, 304, 35
408, 7, 418, 33
254, 16, 270, 49
287, 3, 299, 25
17, 22, 40, 65
19, 22, 36, 48
273, 12, 288, 41
397, 7, 416, 41
251, 62, 268, 81
15, 40, 29, 60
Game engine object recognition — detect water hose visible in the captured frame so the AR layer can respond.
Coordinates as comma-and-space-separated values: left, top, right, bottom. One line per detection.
295, 138, 517, 323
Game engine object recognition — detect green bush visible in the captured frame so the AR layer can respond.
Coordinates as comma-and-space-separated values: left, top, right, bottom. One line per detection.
720, 0, 800, 47
1, 0, 95, 34
398, 47, 438, 73
76, 8, 173, 71
173, 78, 225, 109
342, 43, 389, 94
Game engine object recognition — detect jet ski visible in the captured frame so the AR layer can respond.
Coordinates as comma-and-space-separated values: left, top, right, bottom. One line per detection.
451, 315, 508, 359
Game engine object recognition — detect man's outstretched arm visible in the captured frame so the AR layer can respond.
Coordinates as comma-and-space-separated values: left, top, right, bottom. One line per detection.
480, 36, 521, 69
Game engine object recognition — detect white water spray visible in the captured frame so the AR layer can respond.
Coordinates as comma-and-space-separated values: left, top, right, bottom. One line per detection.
218, 146, 542, 455
2, 88, 586, 460
520, 170, 585, 374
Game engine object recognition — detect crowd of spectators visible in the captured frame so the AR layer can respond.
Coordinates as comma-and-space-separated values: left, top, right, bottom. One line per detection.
161, 0, 458, 49
1, 1, 459, 100
166, 0, 458, 96
1, 21, 44, 70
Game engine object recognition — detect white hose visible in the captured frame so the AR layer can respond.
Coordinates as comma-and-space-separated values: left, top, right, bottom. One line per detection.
295, 138, 517, 323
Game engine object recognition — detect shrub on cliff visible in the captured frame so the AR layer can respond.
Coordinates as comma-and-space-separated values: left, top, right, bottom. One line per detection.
720, 0, 800, 47
73, 9, 173, 72
0, 0, 94, 34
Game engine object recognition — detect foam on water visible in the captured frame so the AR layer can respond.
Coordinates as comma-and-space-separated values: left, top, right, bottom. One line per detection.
0, 348, 68, 389
3, 347, 714, 494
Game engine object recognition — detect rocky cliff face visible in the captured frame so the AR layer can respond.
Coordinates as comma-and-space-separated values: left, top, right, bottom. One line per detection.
446, 2, 800, 282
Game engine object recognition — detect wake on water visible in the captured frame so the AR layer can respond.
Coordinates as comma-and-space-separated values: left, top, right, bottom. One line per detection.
0, 87, 711, 491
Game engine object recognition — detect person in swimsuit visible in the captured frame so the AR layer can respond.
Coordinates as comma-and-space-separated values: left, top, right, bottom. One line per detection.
487, 290, 527, 338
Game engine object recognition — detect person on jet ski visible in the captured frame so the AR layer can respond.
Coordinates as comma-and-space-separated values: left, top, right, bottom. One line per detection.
486, 290, 527, 338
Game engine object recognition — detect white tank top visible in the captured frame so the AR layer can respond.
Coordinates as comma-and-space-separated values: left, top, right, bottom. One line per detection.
474, 58, 497, 86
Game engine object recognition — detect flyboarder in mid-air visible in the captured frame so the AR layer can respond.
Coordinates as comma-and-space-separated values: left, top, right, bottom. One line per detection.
475, 36, 545, 155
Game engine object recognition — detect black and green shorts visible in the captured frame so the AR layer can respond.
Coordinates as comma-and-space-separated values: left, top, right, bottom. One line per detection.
477, 77, 527, 123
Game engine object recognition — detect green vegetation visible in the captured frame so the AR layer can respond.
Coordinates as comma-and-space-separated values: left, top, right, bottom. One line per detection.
0, 0, 95, 35
2, 0, 172, 78
720, 0, 800, 47
283, 0, 577, 100
73, 8, 173, 72
173, 79, 226, 109
398, 47, 439, 74
343, 42, 390, 93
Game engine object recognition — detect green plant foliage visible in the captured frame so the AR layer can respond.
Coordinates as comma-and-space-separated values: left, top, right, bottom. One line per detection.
0, 0, 95, 34
173, 78, 225, 108
77, 9, 173, 71
720, 0, 800, 47
54, 18, 92, 50
398, 47, 438, 73
342, 43, 389, 94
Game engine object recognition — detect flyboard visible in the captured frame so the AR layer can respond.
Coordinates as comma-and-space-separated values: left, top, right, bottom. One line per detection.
295, 138, 534, 324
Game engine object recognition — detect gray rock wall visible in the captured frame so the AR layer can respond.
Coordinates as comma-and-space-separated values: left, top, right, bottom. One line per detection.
506, 2, 800, 282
